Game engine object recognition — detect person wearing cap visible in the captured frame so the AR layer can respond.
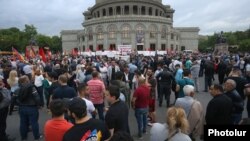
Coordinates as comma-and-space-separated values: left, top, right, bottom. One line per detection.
63, 97, 110, 141
44, 99, 73, 141
105, 85, 130, 137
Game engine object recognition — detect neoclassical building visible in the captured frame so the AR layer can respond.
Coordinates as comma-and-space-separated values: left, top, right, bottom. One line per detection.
61, 0, 199, 53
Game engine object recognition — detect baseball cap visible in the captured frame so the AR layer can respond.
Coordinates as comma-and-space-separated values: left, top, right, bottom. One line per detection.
68, 97, 87, 114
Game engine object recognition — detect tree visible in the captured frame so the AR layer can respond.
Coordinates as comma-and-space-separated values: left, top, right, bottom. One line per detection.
51, 36, 62, 52
23, 24, 38, 40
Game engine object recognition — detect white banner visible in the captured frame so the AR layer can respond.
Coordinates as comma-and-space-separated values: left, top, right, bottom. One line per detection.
118, 45, 132, 56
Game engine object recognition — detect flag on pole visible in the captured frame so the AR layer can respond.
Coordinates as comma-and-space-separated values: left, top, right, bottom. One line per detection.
30, 46, 36, 58
39, 47, 47, 62
12, 47, 25, 61
25, 47, 30, 59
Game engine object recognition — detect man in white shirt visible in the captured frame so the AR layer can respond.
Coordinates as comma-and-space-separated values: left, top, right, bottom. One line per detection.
77, 83, 96, 118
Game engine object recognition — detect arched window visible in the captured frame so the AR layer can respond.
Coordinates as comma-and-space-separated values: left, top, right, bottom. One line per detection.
121, 24, 131, 38
133, 6, 138, 15
109, 7, 113, 16
108, 25, 117, 39
97, 11, 100, 17
141, 6, 146, 15
103, 9, 106, 16
148, 7, 152, 15
155, 9, 158, 16
116, 6, 121, 15
87, 28, 93, 41
124, 6, 129, 15
149, 25, 157, 38
161, 26, 167, 38
96, 27, 103, 40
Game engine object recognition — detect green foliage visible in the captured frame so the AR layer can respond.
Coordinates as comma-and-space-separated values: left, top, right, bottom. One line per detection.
0, 24, 61, 53
199, 29, 250, 53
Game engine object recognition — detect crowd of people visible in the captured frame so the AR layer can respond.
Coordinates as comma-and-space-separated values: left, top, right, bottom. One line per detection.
0, 52, 250, 141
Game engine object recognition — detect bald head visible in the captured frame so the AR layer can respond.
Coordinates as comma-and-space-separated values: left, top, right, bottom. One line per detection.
224, 79, 236, 91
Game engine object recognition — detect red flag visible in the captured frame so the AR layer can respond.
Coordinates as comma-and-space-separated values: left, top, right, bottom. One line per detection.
39, 47, 47, 62
71, 48, 77, 56
30, 46, 36, 57
12, 47, 25, 61
25, 47, 30, 59
47, 50, 52, 59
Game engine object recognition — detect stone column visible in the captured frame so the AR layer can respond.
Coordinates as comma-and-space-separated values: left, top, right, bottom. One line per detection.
131, 31, 136, 50
145, 32, 149, 50
104, 32, 108, 50
93, 33, 97, 51
157, 32, 161, 50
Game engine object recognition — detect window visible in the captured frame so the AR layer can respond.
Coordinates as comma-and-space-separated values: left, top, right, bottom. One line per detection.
155, 9, 158, 16
171, 44, 174, 51
137, 45, 143, 51
171, 33, 174, 40
116, 6, 121, 15
149, 25, 157, 38
103, 9, 106, 16
176, 45, 178, 51
149, 7, 152, 15
108, 25, 117, 39
161, 44, 166, 50
160, 11, 162, 16
96, 27, 103, 40
97, 11, 100, 17
161, 26, 166, 38
124, 6, 129, 15
150, 44, 155, 51
88, 28, 93, 41
109, 44, 116, 50
97, 44, 103, 51
82, 46, 85, 51
133, 6, 138, 14
181, 46, 186, 51
141, 6, 146, 15
122, 25, 130, 38
89, 45, 93, 51
109, 7, 113, 16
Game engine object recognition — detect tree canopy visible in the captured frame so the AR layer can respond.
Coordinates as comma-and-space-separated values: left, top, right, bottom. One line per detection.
0, 24, 61, 52
199, 29, 250, 53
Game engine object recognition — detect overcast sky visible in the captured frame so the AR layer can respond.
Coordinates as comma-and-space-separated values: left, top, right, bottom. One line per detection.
0, 0, 249, 36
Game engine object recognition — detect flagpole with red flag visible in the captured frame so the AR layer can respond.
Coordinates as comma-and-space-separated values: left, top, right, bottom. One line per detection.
12, 47, 25, 61
39, 47, 47, 62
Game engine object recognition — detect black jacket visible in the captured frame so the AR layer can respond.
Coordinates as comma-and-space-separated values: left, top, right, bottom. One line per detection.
15, 83, 41, 106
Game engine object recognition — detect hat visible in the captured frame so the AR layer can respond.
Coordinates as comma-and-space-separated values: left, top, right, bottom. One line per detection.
68, 97, 87, 114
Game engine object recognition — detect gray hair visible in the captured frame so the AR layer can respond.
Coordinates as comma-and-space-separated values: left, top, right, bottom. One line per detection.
183, 85, 195, 96
225, 79, 236, 89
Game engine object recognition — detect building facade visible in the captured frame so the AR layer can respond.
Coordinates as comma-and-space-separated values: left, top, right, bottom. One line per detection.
61, 0, 199, 53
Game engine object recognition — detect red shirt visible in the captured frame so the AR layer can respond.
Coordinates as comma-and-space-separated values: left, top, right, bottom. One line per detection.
87, 79, 105, 104
133, 85, 150, 108
44, 119, 73, 141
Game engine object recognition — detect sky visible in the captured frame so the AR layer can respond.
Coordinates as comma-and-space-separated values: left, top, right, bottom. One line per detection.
0, 0, 249, 36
